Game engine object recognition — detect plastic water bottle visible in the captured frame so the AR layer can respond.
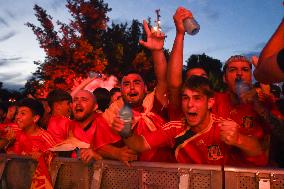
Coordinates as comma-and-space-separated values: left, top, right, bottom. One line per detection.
235, 76, 250, 98
183, 17, 200, 35
119, 103, 133, 138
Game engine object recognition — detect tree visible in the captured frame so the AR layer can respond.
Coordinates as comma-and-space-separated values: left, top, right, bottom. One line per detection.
24, 0, 169, 95
102, 20, 148, 78
67, 0, 111, 48
185, 53, 225, 91
24, 0, 110, 95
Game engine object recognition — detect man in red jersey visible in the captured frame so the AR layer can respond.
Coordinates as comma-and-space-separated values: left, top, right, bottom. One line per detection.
107, 20, 176, 162
166, 7, 211, 121
47, 89, 88, 145
72, 90, 137, 165
214, 55, 282, 166
113, 76, 267, 166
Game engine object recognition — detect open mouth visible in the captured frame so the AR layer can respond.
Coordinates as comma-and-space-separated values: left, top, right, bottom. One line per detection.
187, 112, 198, 119
74, 106, 84, 113
16, 121, 22, 126
128, 93, 138, 98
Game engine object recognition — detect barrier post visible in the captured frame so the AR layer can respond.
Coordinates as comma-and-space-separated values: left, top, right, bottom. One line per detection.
90, 160, 103, 189
178, 168, 190, 189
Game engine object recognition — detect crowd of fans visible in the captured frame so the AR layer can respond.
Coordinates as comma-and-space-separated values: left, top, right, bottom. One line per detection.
0, 6, 283, 187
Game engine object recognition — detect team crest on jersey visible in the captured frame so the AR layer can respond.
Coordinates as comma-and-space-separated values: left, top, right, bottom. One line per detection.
241, 116, 254, 128
208, 144, 223, 161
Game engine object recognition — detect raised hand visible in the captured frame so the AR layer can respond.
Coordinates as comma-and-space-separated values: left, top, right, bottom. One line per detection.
139, 20, 165, 51
173, 7, 193, 34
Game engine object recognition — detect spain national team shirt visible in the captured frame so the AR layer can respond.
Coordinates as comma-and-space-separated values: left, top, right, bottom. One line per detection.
213, 92, 269, 144
82, 112, 121, 150
143, 114, 267, 166
47, 115, 89, 144
7, 128, 56, 154
103, 91, 176, 162
6, 128, 56, 189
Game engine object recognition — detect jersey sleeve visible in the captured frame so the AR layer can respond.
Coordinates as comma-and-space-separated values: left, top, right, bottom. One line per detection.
91, 115, 121, 150
142, 121, 185, 149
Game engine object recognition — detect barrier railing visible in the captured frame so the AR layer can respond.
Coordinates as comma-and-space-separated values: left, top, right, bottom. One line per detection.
0, 154, 37, 189
0, 154, 283, 189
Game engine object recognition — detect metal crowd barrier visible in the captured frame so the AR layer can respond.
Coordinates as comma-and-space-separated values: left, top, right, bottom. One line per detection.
0, 154, 38, 189
0, 154, 284, 189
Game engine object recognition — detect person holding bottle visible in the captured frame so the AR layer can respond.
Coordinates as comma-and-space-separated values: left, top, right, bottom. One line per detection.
167, 7, 208, 121
106, 19, 176, 162
71, 90, 137, 166
212, 55, 272, 166
112, 76, 267, 166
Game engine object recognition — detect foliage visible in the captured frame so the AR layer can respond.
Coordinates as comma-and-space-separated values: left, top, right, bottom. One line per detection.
24, 0, 163, 95
102, 20, 150, 79
24, 0, 110, 95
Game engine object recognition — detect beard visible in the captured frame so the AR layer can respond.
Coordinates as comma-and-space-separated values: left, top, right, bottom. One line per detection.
73, 110, 94, 122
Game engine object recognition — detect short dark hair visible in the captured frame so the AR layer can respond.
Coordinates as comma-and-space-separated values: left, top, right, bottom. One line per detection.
110, 87, 120, 97
182, 75, 214, 98
186, 62, 209, 75
122, 67, 144, 80
17, 98, 44, 118
93, 88, 110, 112
47, 89, 72, 108
223, 55, 252, 73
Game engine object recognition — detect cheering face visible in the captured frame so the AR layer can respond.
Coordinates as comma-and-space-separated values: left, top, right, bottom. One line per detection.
72, 90, 96, 122
15, 107, 39, 130
181, 89, 214, 130
224, 61, 252, 94
121, 74, 147, 107
186, 68, 208, 79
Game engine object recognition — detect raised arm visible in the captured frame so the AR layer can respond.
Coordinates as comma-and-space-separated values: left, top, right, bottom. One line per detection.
139, 20, 167, 105
167, 7, 193, 108
70, 77, 96, 98
253, 19, 284, 83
